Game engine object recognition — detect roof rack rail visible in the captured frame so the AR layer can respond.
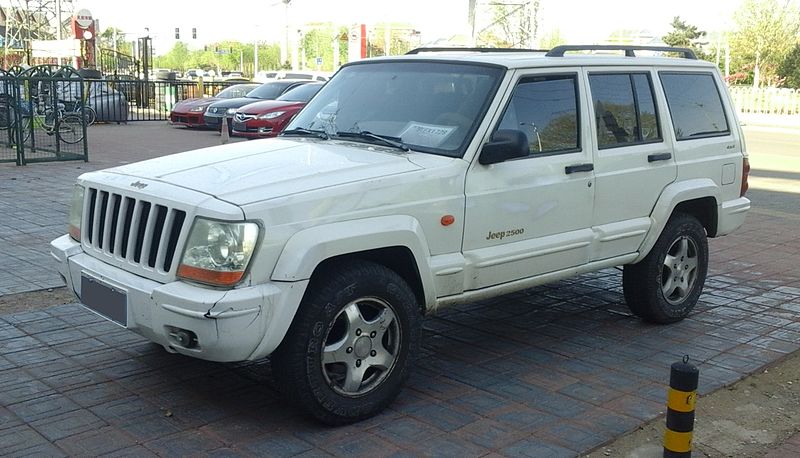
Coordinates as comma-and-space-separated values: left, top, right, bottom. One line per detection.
545, 45, 697, 60
406, 47, 548, 55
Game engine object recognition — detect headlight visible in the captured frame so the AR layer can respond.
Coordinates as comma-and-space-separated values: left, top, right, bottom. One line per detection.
177, 218, 260, 287
189, 106, 206, 112
257, 111, 286, 120
68, 185, 84, 241
226, 108, 237, 115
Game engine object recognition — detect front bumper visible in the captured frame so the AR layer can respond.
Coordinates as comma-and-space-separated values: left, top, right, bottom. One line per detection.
170, 111, 205, 127
51, 234, 307, 362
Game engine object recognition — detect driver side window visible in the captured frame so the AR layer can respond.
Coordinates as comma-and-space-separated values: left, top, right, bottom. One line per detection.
497, 74, 580, 156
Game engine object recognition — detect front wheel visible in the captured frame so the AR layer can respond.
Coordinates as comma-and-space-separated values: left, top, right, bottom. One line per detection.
623, 213, 708, 323
271, 261, 421, 425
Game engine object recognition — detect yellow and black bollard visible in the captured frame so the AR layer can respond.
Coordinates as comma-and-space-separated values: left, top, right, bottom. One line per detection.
664, 355, 699, 457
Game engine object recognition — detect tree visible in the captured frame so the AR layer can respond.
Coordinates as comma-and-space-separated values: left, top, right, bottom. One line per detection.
99, 27, 133, 55
663, 16, 708, 60
778, 44, 800, 88
730, 0, 800, 87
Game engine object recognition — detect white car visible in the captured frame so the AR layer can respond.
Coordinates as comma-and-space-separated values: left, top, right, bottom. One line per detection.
52, 45, 750, 424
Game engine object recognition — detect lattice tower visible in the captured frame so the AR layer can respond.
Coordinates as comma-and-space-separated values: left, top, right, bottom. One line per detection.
2, 0, 76, 62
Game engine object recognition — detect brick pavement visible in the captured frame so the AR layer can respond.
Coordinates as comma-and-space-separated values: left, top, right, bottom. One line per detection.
1, 123, 800, 456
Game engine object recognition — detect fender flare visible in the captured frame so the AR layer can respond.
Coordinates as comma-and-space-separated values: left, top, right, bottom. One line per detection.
634, 178, 720, 263
271, 215, 437, 307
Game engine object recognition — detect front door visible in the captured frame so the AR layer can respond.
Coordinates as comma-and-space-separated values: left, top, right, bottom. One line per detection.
462, 69, 595, 291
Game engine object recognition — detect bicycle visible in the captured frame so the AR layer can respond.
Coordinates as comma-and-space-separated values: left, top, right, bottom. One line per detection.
64, 99, 96, 126
12, 99, 85, 145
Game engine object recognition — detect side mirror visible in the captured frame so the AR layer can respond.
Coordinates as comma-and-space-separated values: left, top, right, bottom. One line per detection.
478, 129, 530, 165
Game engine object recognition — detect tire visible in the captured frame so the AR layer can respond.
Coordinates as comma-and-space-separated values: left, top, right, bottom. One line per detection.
83, 106, 97, 126
10, 117, 31, 146
56, 114, 85, 144
0, 98, 14, 131
623, 213, 708, 323
271, 260, 421, 425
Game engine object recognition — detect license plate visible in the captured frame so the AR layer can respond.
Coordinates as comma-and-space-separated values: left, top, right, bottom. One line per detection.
81, 275, 127, 327
233, 121, 246, 131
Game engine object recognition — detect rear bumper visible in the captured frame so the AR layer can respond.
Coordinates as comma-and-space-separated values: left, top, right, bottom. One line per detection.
717, 196, 751, 236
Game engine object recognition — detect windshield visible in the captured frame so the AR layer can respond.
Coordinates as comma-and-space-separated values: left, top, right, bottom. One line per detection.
217, 84, 259, 98
246, 82, 300, 99
286, 61, 503, 157
277, 83, 323, 102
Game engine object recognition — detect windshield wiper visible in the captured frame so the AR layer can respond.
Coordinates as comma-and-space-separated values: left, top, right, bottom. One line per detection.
281, 127, 329, 139
335, 131, 410, 151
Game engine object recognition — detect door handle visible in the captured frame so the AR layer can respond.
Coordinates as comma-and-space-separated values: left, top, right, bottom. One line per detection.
648, 152, 672, 162
565, 163, 594, 174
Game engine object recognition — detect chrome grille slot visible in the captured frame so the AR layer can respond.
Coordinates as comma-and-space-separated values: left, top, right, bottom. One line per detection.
84, 187, 187, 274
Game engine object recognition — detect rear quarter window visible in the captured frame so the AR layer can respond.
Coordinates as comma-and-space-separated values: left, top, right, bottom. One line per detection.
659, 72, 729, 140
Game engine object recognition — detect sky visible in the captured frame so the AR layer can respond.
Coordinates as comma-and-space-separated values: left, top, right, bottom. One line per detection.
74, 0, 748, 53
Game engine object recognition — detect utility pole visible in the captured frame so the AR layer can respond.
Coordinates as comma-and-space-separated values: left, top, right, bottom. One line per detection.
254, 38, 259, 76
468, 0, 477, 45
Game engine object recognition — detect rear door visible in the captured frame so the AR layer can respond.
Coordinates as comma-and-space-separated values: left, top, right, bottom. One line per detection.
585, 68, 677, 260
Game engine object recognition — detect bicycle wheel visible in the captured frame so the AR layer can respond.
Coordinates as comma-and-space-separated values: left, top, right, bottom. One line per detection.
83, 106, 96, 126
0, 97, 14, 131
10, 117, 32, 146
56, 114, 84, 144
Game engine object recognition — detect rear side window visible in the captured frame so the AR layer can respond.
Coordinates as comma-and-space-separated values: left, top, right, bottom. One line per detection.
660, 72, 729, 140
589, 73, 661, 149
497, 74, 580, 156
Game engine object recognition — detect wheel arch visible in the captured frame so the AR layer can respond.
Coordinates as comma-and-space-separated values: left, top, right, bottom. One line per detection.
309, 247, 427, 313
635, 179, 720, 263
271, 215, 437, 309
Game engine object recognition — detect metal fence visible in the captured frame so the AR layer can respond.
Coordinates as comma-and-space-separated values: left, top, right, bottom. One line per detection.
95, 78, 246, 122
729, 86, 800, 115
1, 65, 89, 165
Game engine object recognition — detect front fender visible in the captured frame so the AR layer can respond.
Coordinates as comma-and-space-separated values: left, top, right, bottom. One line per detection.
635, 178, 720, 263
271, 215, 436, 307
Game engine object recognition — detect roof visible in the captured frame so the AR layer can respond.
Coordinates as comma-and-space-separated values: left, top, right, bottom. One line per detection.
355, 46, 718, 71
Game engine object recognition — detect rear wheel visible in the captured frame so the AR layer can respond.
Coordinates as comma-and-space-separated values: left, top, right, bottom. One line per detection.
623, 213, 708, 323
56, 114, 84, 144
82, 106, 97, 126
271, 260, 421, 425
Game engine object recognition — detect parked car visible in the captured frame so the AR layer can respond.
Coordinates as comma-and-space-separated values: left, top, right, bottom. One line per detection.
169, 83, 259, 128
231, 82, 323, 139
254, 70, 331, 83
87, 82, 128, 123
203, 80, 312, 131
52, 45, 750, 425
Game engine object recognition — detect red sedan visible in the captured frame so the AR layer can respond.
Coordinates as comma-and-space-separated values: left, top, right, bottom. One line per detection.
231, 82, 323, 138
169, 83, 259, 128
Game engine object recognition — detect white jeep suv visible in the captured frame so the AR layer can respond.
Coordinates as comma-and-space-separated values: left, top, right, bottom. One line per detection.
51, 45, 750, 424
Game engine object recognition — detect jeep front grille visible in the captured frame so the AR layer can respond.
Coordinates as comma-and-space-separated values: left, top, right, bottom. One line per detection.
83, 188, 187, 273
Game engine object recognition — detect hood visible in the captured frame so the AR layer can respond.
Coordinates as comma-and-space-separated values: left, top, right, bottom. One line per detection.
107, 138, 424, 205
207, 97, 263, 111
239, 100, 304, 115
172, 97, 218, 111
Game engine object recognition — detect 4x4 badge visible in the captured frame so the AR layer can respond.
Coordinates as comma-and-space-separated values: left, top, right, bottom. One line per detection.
130, 181, 148, 189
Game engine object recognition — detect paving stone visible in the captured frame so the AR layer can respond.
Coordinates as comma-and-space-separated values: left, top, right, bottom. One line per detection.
243, 432, 314, 457
501, 437, 578, 457
0, 425, 65, 457
6, 393, 81, 423
453, 418, 524, 449
144, 429, 226, 456
54, 426, 135, 456
0, 380, 55, 406
29, 408, 107, 441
